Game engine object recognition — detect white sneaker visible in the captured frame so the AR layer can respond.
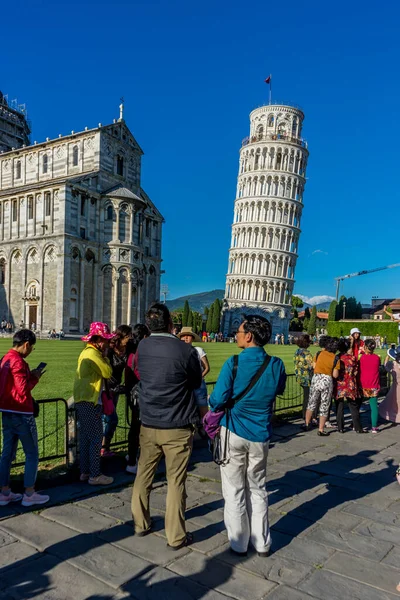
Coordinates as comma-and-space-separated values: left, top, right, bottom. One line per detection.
21, 492, 50, 507
0, 491, 23, 506
126, 464, 137, 474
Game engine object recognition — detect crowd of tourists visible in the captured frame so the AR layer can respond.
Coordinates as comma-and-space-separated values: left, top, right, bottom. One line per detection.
0, 320, 13, 335
294, 327, 400, 436
0, 308, 398, 563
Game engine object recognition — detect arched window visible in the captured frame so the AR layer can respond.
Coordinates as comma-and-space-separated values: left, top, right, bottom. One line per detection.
15, 160, 21, 179
43, 154, 48, 174
267, 115, 274, 127
72, 145, 79, 166
106, 205, 113, 220
116, 155, 124, 176
0, 258, 5, 285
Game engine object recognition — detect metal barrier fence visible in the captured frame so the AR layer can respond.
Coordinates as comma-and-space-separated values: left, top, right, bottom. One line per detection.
205, 373, 304, 416
2, 369, 392, 470
0, 398, 69, 468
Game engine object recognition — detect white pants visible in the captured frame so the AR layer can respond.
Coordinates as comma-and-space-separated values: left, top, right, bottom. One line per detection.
219, 427, 270, 553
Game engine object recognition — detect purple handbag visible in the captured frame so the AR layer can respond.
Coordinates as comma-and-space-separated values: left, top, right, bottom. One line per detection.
202, 355, 239, 440
202, 409, 225, 440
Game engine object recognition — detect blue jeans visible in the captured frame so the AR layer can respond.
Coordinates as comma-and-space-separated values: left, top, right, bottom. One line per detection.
103, 394, 119, 447
0, 412, 39, 489
194, 380, 208, 407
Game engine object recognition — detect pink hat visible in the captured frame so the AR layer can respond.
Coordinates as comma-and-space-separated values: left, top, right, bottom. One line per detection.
81, 322, 115, 342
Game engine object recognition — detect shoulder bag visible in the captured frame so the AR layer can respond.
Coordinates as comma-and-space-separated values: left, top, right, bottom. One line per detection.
207, 354, 271, 465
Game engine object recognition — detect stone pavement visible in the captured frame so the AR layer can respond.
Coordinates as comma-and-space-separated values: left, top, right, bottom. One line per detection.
0, 415, 399, 600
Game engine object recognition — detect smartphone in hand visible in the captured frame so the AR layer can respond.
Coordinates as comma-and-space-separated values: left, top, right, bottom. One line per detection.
36, 362, 47, 371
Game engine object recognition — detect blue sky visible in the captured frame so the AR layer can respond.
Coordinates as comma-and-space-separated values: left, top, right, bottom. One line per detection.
3, 0, 400, 304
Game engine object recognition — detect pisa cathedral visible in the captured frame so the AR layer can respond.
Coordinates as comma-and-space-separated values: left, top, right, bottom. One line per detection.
0, 93, 163, 334
222, 103, 308, 337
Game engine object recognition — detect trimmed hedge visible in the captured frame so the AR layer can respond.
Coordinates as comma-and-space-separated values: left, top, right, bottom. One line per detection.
327, 321, 398, 342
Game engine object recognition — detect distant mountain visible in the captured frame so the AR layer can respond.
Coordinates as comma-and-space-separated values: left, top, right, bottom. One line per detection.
166, 289, 224, 313
302, 301, 332, 311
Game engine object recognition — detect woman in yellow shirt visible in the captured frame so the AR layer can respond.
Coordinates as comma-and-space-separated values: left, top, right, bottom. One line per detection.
73, 322, 114, 486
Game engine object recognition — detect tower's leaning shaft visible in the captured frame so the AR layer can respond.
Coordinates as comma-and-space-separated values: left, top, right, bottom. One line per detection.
222, 103, 309, 338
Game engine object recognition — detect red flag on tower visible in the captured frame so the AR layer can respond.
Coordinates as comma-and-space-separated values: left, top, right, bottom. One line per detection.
265, 75, 271, 84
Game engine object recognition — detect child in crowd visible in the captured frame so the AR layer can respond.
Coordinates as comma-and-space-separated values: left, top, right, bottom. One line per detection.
359, 339, 381, 433
304, 337, 340, 436
178, 327, 210, 419
335, 338, 364, 433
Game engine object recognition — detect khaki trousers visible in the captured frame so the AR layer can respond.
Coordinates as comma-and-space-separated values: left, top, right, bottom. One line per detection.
131, 425, 193, 547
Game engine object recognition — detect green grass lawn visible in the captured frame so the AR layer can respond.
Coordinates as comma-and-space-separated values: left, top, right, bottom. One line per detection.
0, 338, 388, 469
0, 338, 388, 399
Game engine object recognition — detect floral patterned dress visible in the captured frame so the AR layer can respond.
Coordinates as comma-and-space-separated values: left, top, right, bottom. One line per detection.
336, 353, 358, 400
294, 348, 314, 388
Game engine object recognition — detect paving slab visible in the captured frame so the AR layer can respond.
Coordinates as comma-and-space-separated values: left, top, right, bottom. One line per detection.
122, 564, 232, 600
355, 520, 400, 546
270, 531, 335, 566
0, 540, 38, 570
304, 524, 393, 561
382, 545, 400, 569
263, 587, 315, 600
78, 491, 133, 522
209, 545, 314, 586
41, 503, 120, 533
0, 553, 119, 600
343, 502, 400, 527
99, 524, 190, 565
168, 550, 277, 600
325, 552, 400, 595
388, 499, 400, 514
49, 530, 153, 589
0, 513, 77, 551
299, 568, 400, 600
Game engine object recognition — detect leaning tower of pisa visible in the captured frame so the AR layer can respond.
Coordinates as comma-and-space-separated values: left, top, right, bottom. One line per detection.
221, 103, 309, 338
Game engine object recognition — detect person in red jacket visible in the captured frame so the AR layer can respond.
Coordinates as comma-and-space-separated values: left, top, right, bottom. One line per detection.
0, 329, 48, 507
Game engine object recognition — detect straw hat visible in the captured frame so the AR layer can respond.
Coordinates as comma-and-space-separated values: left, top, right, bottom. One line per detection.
178, 327, 200, 342
82, 322, 115, 342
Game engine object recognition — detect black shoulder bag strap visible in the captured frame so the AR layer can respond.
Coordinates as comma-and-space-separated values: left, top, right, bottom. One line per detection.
222, 353, 272, 462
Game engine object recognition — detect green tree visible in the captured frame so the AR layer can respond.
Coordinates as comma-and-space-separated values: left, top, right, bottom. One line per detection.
171, 310, 183, 325
303, 307, 311, 332
383, 305, 393, 321
346, 296, 358, 319
328, 300, 338, 322
307, 305, 317, 335
182, 300, 190, 326
290, 318, 303, 331
206, 304, 214, 332
187, 310, 193, 328
212, 299, 221, 332
291, 296, 304, 309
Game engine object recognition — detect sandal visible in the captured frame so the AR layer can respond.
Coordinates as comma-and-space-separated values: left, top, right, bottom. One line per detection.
167, 532, 193, 551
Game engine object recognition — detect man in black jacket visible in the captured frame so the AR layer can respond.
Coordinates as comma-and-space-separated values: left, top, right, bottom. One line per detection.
131, 303, 202, 549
